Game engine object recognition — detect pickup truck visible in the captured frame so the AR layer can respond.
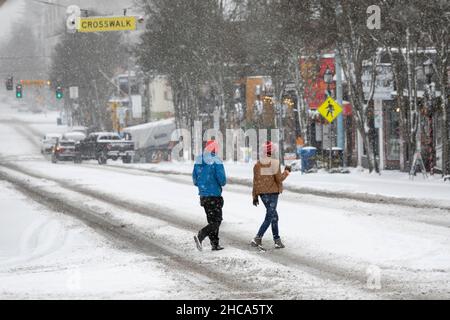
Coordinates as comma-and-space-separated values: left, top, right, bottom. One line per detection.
74, 132, 134, 164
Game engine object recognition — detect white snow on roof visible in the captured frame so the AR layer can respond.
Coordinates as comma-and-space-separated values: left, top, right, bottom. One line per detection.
45, 133, 62, 138
123, 118, 175, 131
123, 118, 176, 149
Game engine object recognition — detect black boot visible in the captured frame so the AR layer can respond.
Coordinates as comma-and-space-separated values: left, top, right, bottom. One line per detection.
211, 243, 224, 251
194, 234, 203, 251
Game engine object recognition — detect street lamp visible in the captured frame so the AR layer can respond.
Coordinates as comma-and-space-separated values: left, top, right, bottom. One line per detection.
323, 66, 334, 170
423, 59, 433, 85
423, 59, 435, 173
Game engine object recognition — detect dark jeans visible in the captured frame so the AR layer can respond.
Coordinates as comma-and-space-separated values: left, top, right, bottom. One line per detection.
257, 193, 280, 240
198, 196, 224, 245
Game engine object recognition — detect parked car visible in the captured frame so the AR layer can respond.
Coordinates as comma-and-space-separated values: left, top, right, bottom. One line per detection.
74, 132, 134, 164
62, 131, 86, 142
51, 139, 76, 163
41, 133, 62, 154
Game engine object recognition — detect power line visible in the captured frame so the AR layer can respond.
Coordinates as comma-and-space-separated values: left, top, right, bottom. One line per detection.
30, 0, 89, 13
0, 56, 51, 60
30, 0, 140, 17
30, 0, 68, 9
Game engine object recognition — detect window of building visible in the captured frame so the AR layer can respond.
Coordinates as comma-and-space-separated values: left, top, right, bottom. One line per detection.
386, 106, 400, 161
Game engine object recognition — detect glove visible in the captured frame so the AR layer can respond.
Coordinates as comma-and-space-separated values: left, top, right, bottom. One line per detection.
285, 165, 292, 172
253, 197, 259, 207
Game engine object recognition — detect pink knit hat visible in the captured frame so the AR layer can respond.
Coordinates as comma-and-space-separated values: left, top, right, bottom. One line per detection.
205, 140, 219, 153
262, 141, 277, 156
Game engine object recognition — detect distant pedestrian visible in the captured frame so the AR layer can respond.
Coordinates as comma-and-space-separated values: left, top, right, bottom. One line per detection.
193, 140, 227, 251
251, 141, 291, 249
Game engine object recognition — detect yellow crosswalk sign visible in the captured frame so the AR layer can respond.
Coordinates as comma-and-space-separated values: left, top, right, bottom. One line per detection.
77, 16, 137, 33
318, 97, 343, 123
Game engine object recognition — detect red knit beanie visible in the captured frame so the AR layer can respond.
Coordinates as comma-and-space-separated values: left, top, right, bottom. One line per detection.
262, 141, 277, 156
205, 140, 219, 153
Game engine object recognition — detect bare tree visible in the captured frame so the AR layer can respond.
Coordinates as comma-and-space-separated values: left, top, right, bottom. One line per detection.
333, 0, 380, 172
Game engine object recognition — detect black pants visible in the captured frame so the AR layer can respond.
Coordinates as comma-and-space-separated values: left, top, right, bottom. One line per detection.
198, 196, 223, 246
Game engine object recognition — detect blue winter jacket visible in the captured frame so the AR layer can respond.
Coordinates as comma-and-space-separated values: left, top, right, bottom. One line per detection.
192, 153, 227, 197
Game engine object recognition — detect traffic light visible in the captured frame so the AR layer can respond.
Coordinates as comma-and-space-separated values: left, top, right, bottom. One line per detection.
6, 77, 13, 91
16, 84, 23, 98
56, 86, 63, 99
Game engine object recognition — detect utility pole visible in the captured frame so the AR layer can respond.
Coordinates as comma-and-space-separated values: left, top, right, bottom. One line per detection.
324, 67, 334, 171
335, 51, 344, 155
145, 76, 151, 122
274, 85, 285, 165
213, 107, 220, 131
92, 79, 102, 129
124, 8, 132, 128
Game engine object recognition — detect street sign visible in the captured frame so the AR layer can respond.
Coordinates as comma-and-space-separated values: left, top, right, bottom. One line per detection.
318, 96, 343, 123
77, 16, 137, 33
131, 94, 142, 119
283, 152, 297, 166
284, 81, 296, 92
69, 86, 79, 99
19, 80, 51, 86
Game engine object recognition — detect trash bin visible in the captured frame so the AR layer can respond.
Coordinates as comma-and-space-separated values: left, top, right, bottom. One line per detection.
299, 147, 317, 173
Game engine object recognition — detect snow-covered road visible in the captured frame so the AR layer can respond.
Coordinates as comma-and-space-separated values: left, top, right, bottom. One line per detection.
1, 96, 450, 299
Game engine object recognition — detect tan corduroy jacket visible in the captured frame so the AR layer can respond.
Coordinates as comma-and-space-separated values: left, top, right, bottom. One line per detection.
252, 157, 289, 199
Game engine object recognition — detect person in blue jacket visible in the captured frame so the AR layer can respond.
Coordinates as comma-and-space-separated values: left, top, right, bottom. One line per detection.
193, 140, 227, 251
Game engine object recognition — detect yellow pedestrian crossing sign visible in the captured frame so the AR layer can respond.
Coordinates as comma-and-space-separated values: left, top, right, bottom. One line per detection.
77, 16, 137, 33
318, 97, 343, 123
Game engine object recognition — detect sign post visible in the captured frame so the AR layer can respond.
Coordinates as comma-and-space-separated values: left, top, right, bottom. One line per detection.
131, 95, 142, 119
318, 96, 343, 170
69, 86, 79, 99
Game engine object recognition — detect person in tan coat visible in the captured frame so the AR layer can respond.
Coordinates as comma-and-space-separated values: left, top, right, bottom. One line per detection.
251, 141, 290, 249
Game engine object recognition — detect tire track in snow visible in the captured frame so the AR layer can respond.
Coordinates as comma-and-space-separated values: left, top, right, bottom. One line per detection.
1, 160, 441, 300
0, 167, 273, 299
